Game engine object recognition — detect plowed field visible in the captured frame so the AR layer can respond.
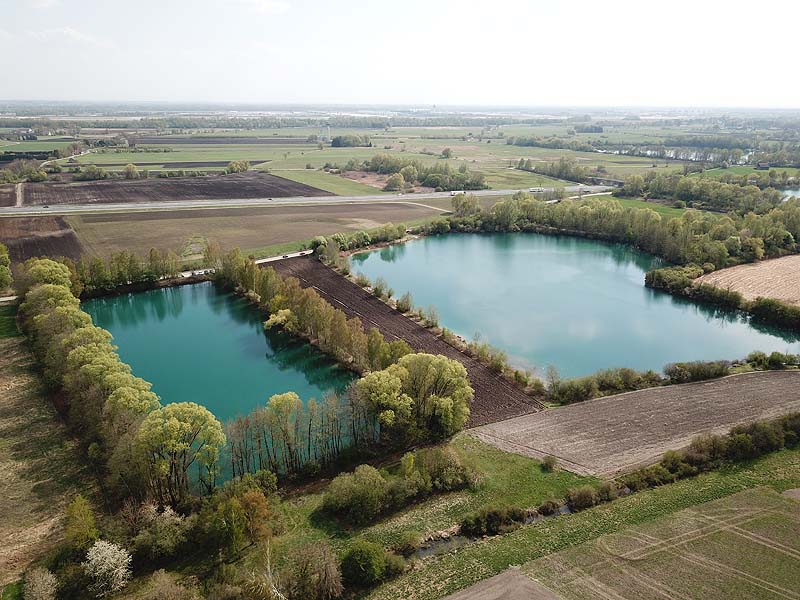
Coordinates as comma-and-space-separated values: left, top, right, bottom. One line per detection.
272, 257, 543, 426
0, 216, 83, 262
697, 255, 800, 306
472, 370, 800, 476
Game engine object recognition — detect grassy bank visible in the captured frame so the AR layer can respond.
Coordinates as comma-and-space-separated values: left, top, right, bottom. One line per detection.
362, 447, 800, 599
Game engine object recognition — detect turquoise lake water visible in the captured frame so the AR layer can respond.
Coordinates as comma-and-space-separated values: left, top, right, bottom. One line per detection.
351, 233, 800, 377
83, 282, 355, 423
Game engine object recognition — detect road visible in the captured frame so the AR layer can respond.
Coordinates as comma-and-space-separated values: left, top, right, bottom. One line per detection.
0, 186, 612, 217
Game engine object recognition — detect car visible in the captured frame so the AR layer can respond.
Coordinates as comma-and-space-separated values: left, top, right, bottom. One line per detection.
282, 255, 289, 258
42, 205, 49, 209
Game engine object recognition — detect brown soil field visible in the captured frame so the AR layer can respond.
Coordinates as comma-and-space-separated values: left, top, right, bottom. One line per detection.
0, 337, 91, 584
68, 202, 442, 259
0, 216, 84, 263
130, 136, 309, 145
273, 257, 543, 426
83, 159, 271, 168
21, 172, 328, 205
697, 255, 800, 306
0, 184, 15, 207
472, 370, 800, 477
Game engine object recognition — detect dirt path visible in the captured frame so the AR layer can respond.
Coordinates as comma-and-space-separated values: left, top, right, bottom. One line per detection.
472, 370, 800, 476
14, 182, 23, 207
0, 337, 91, 584
272, 257, 543, 426
441, 567, 561, 600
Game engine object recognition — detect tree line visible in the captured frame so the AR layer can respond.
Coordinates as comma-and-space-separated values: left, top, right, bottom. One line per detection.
357, 152, 488, 191
0, 242, 11, 289
615, 172, 786, 213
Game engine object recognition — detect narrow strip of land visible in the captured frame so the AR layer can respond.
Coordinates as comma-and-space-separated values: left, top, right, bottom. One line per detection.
272, 256, 543, 426
472, 370, 800, 476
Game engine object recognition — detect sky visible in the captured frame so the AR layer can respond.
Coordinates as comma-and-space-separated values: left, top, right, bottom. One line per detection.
0, 0, 798, 108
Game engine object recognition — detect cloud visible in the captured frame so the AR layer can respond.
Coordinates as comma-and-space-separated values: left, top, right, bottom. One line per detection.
227, 0, 290, 14
25, 27, 113, 48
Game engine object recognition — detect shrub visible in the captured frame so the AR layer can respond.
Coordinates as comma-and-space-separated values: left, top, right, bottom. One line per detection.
132, 504, 190, 561
143, 570, 199, 600
341, 541, 387, 587
83, 540, 132, 597
355, 273, 370, 288
281, 541, 343, 600
537, 499, 561, 516
664, 360, 730, 384
384, 553, 407, 578
597, 481, 619, 502
393, 531, 422, 557
568, 485, 599, 511
460, 506, 526, 536
542, 455, 557, 472
396, 292, 413, 313
322, 465, 388, 524
24, 567, 58, 600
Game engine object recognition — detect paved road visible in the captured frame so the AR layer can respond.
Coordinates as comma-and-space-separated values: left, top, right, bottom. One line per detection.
0, 186, 611, 217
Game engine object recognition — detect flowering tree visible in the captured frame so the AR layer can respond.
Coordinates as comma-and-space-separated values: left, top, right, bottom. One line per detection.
83, 540, 132, 597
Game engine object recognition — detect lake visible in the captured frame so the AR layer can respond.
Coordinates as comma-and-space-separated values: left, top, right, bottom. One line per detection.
351, 233, 800, 377
83, 282, 355, 423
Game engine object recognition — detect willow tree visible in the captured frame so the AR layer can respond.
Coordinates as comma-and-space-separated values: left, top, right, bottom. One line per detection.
135, 402, 226, 505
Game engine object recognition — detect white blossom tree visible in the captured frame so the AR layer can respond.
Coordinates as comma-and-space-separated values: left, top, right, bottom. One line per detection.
83, 540, 132, 597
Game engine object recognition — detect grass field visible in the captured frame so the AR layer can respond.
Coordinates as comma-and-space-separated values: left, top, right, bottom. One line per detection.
275, 435, 595, 556
482, 168, 566, 189
0, 336, 91, 586
692, 166, 800, 180
272, 169, 384, 196
608, 196, 686, 217
363, 448, 800, 600
525, 486, 800, 599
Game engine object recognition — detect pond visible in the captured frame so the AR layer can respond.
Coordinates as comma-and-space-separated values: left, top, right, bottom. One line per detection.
83, 282, 355, 423
351, 233, 800, 378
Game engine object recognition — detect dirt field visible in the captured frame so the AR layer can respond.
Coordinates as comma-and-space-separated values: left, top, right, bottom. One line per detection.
273, 257, 543, 426
697, 255, 800, 306
0, 337, 90, 585
442, 567, 559, 600
21, 172, 328, 205
68, 202, 442, 259
523, 487, 800, 600
0, 184, 15, 207
472, 371, 800, 476
0, 216, 84, 263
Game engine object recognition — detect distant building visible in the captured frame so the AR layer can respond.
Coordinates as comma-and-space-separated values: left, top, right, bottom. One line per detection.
755, 162, 770, 170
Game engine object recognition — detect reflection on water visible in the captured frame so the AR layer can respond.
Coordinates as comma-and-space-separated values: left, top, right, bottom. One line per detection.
353, 232, 800, 377
83, 282, 355, 423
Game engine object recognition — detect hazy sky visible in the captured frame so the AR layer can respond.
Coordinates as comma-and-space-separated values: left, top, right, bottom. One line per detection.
1, 0, 798, 108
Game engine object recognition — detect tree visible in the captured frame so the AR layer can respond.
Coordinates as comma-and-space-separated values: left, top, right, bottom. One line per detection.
23, 567, 58, 600
123, 163, 139, 180
441, 148, 453, 159
64, 495, 99, 551
83, 540, 132, 597
203, 496, 247, 558
451, 193, 479, 217
0, 242, 11, 290
226, 160, 250, 174
281, 542, 343, 600
20, 258, 72, 293
383, 173, 405, 191
135, 402, 226, 504
341, 540, 387, 586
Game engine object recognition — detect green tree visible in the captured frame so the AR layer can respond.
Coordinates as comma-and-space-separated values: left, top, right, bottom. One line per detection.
341, 540, 387, 586
64, 494, 98, 550
123, 163, 139, 180
383, 173, 405, 191
135, 402, 226, 504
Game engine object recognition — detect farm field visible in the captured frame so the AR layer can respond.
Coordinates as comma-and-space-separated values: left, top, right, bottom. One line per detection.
271, 168, 384, 195
524, 486, 800, 600
364, 449, 800, 600
0, 216, 83, 263
0, 334, 91, 586
697, 255, 800, 306
472, 371, 800, 476
66, 202, 443, 259
692, 165, 800, 180
273, 256, 543, 426
19, 172, 327, 205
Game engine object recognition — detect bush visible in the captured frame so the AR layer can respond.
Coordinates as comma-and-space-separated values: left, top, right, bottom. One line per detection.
24, 567, 58, 600
597, 481, 619, 502
341, 541, 387, 587
393, 531, 422, 557
537, 499, 561, 516
142, 570, 199, 600
567, 485, 599, 511
132, 504, 190, 561
460, 506, 526, 536
322, 465, 388, 524
83, 540, 132, 597
280, 541, 343, 600
542, 455, 557, 472
395, 292, 413, 313
355, 273, 370, 287
664, 360, 730, 384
